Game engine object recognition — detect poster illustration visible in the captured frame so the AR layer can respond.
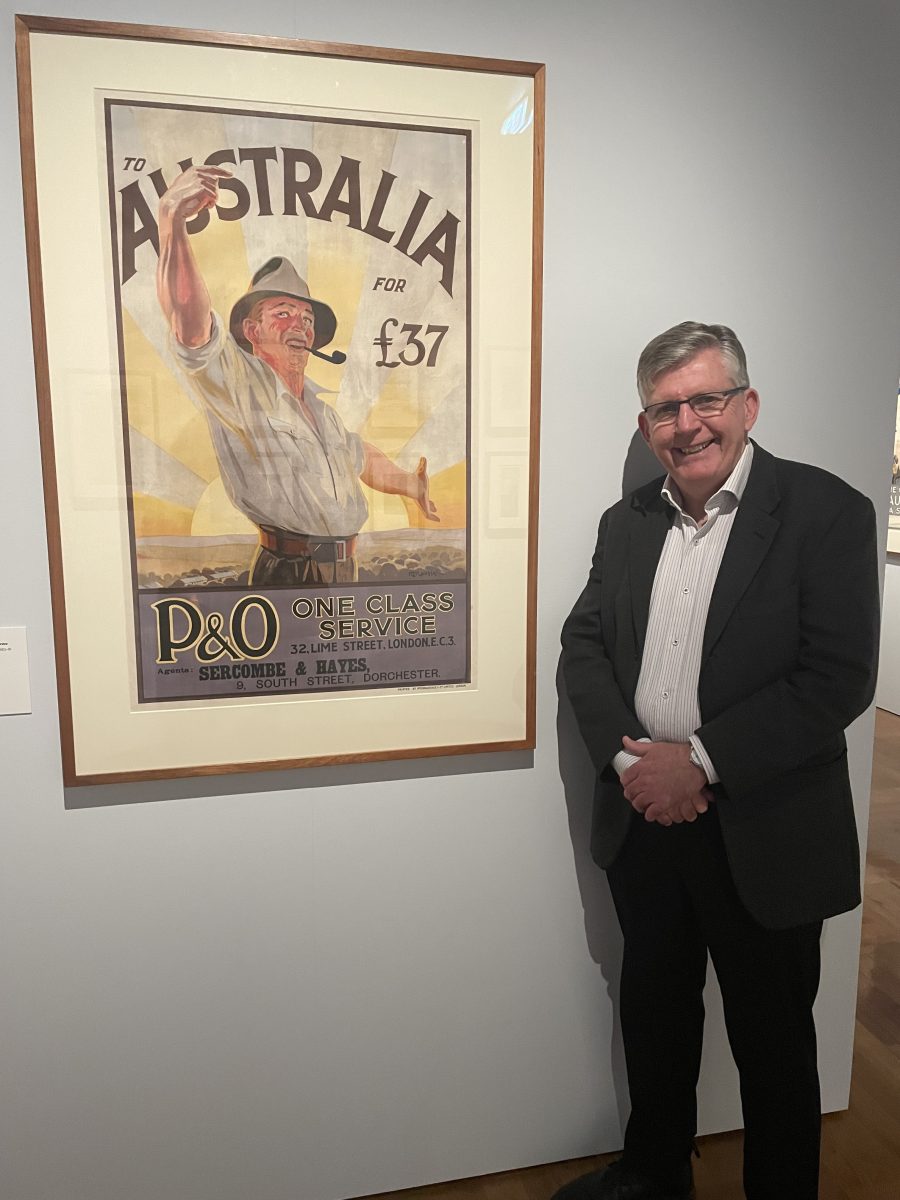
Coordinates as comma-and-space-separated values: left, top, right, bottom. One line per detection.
19, 17, 541, 782
104, 97, 470, 703
889, 388, 900, 553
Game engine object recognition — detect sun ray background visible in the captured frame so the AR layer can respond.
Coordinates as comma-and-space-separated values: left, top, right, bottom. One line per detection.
113, 98, 468, 576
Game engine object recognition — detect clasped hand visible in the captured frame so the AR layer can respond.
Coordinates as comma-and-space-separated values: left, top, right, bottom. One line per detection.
620, 736, 713, 826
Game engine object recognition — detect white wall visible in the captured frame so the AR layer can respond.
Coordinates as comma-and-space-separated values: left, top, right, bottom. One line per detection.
3, 3, 899, 1199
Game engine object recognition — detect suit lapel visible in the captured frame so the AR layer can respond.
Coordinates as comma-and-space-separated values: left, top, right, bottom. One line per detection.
702, 444, 781, 661
629, 487, 673, 652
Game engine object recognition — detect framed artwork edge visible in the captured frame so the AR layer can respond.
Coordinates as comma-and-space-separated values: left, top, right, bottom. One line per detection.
16, 13, 83, 784
63, 735, 536, 788
15, 13, 546, 75
17, 15, 544, 785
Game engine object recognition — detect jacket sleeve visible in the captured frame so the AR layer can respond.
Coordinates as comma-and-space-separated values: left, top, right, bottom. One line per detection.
561, 508, 650, 776
697, 488, 880, 800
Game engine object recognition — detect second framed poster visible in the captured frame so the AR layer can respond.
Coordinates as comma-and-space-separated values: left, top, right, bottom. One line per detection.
17, 17, 543, 783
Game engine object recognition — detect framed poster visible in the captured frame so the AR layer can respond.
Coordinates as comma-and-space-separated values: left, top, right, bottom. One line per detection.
889, 388, 900, 553
16, 16, 543, 784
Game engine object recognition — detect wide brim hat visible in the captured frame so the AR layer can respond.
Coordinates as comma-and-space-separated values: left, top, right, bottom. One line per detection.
229, 256, 337, 353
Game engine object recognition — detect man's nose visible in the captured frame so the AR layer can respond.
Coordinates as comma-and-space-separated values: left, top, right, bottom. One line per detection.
674, 401, 701, 431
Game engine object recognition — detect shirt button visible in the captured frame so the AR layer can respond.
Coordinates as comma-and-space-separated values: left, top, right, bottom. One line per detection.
662, 691, 669, 699
672, 638, 678, 646
683, 587, 689, 594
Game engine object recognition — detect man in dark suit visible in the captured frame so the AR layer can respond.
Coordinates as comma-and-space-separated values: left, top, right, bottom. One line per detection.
558, 322, 880, 1200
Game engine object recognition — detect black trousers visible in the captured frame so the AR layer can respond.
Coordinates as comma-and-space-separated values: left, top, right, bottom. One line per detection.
606, 807, 822, 1200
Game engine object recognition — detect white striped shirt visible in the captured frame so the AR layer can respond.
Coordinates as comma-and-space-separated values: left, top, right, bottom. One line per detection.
613, 442, 754, 783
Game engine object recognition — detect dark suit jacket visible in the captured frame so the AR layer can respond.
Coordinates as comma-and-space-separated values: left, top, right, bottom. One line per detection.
561, 443, 880, 930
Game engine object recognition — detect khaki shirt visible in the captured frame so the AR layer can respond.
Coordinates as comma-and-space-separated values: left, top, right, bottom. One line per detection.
172, 312, 368, 536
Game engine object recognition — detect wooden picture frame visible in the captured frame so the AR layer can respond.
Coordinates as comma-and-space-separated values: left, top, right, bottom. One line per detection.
16, 15, 543, 784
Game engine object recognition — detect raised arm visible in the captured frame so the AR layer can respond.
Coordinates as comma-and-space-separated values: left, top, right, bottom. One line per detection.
156, 165, 232, 348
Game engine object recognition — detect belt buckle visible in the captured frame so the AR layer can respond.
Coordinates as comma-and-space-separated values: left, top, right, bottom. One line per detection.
335, 539, 346, 563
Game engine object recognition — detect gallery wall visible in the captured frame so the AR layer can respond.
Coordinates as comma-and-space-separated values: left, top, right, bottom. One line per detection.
2, 3, 899, 1200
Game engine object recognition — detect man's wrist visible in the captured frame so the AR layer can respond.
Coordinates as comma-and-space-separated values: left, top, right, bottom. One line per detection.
688, 735, 719, 785
688, 745, 705, 775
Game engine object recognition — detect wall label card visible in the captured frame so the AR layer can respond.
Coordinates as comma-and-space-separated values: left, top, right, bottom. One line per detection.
0, 628, 32, 717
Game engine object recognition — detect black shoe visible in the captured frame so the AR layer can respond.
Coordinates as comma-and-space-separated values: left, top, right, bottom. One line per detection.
550, 1158, 694, 1200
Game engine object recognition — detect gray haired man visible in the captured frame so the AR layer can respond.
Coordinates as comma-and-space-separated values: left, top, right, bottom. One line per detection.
559, 322, 879, 1199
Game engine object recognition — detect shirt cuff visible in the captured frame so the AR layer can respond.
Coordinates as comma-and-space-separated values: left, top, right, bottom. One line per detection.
612, 737, 651, 778
689, 734, 719, 785
169, 309, 223, 370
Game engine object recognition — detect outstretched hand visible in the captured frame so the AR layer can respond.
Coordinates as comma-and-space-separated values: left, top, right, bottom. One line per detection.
414, 456, 439, 522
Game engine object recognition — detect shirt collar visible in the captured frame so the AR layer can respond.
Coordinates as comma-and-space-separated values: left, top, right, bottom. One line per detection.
661, 440, 754, 517
276, 377, 325, 408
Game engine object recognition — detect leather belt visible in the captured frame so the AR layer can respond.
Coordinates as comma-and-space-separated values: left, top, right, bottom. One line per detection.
258, 527, 357, 562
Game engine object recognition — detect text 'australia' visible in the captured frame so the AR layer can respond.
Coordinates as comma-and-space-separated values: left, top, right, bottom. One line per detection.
119, 146, 461, 294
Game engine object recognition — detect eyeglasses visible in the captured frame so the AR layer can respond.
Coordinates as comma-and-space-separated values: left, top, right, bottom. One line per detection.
642, 385, 748, 427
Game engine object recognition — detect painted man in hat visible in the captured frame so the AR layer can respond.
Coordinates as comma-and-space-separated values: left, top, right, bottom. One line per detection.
156, 163, 438, 587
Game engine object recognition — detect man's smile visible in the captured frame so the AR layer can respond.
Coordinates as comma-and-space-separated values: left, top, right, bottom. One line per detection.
674, 438, 717, 457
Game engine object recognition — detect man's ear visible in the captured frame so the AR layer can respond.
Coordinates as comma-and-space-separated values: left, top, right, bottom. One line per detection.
743, 388, 760, 433
638, 411, 652, 445
243, 316, 260, 347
